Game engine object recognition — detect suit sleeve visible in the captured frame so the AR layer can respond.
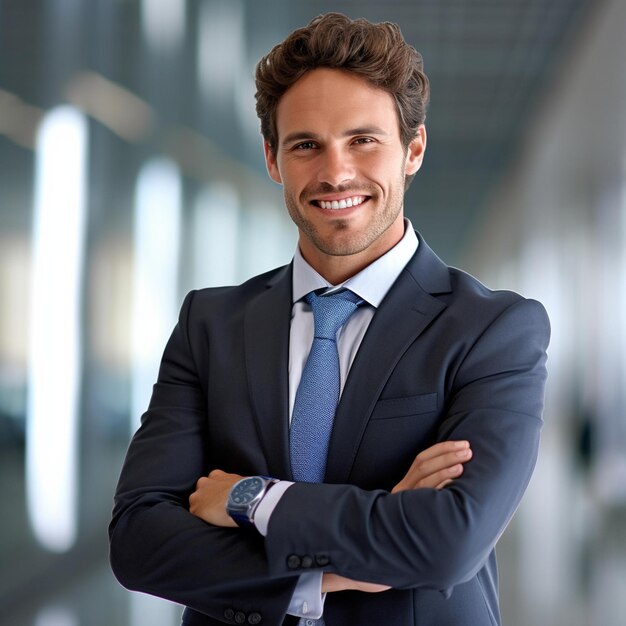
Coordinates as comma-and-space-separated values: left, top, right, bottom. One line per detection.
108, 291, 298, 624
264, 297, 550, 593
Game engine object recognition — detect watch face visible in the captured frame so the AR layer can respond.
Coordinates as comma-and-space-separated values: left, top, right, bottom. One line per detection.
229, 477, 264, 505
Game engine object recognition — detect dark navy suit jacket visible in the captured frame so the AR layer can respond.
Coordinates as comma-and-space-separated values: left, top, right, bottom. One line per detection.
109, 233, 550, 625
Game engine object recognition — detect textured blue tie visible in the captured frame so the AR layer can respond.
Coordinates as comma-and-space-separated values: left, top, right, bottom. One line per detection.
290, 289, 363, 483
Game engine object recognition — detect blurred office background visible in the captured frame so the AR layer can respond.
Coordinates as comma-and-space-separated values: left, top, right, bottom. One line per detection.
1, 0, 625, 624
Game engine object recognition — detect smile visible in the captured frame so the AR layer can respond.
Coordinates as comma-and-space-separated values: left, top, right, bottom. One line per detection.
314, 195, 367, 210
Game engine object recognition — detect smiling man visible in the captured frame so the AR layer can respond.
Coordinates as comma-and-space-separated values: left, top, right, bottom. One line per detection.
110, 13, 550, 626
265, 67, 425, 284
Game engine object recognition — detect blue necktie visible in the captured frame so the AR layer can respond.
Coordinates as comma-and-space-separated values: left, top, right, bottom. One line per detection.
290, 289, 363, 483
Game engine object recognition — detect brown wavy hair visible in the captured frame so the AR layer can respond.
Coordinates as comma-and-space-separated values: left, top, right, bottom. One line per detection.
255, 12, 430, 156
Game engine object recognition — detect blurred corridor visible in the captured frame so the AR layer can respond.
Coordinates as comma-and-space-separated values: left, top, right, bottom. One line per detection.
1, 1, 625, 624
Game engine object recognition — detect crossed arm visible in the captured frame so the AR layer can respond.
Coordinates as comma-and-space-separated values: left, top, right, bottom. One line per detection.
189, 440, 473, 594
110, 294, 549, 621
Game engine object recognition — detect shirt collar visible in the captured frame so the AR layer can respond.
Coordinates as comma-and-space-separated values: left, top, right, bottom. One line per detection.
292, 218, 418, 307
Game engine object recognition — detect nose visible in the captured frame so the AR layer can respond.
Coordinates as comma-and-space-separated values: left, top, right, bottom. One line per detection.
317, 145, 354, 187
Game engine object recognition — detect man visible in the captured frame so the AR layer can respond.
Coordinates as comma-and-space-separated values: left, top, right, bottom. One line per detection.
109, 13, 549, 626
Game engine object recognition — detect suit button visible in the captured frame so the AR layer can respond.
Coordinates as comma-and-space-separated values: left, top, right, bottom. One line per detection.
224, 608, 235, 620
234, 611, 246, 624
315, 554, 330, 567
287, 554, 301, 569
248, 613, 262, 624
301, 555, 313, 568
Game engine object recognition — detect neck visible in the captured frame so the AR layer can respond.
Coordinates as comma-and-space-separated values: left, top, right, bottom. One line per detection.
299, 222, 405, 285
304, 254, 374, 285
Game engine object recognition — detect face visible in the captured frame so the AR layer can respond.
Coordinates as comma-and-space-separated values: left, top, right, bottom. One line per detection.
264, 68, 426, 278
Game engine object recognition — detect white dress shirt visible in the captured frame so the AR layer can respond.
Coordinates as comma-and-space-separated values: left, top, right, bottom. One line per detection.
255, 220, 419, 619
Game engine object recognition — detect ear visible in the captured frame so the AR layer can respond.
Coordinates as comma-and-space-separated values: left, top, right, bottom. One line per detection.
404, 125, 427, 176
263, 140, 283, 185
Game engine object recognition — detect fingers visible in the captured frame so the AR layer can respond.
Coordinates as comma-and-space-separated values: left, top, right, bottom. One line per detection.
196, 469, 241, 488
189, 470, 242, 527
207, 468, 227, 479
322, 573, 391, 594
391, 463, 464, 493
414, 440, 470, 463
434, 478, 454, 490
354, 581, 391, 593
391, 440, 472, 493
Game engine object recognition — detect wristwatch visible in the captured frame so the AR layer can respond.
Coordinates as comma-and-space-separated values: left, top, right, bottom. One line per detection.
226, 475, 279, 528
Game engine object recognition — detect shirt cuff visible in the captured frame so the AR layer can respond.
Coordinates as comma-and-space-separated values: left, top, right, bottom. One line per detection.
286, 572, 326, 619
254, 482, 326, 619
254, 480, 293, 536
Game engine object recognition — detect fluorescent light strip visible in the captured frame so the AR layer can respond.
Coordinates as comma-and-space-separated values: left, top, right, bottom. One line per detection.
191, 184, 240, 288
27, 106, 88, 553
131, 157, 182, 433
141, 0, 186, 54
197, 0, 244, 105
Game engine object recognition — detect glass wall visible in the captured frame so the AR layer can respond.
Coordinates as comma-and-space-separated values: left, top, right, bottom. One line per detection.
1, 1, 624, 624
464, 1, 626, 623
0, 2, 292, 623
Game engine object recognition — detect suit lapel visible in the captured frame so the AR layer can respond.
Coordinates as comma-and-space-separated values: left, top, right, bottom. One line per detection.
325, 236, 451, 483
244, 264, 293, 479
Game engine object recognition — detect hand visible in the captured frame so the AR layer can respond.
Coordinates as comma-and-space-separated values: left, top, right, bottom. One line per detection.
189, 469, 243, 528
322, 573, 390, 594
391, 440, 472, 493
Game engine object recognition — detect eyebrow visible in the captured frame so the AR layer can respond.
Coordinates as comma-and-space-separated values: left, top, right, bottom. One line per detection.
281, 126, 390, 146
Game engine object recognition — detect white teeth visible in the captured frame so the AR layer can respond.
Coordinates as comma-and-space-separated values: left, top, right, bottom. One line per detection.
318, 196, 365, 210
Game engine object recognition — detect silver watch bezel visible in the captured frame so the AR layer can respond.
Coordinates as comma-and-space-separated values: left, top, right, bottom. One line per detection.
226, 476, 278, 526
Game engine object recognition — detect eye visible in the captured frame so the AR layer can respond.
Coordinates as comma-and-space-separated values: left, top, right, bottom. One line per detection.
294, 141, 317, 151
353, 137, 375, 145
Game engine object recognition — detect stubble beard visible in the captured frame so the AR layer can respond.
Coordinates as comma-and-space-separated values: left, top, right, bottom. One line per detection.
284, 178, 405, 258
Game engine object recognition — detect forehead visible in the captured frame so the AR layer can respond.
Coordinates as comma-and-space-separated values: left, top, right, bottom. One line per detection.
275, 68, 400, 141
